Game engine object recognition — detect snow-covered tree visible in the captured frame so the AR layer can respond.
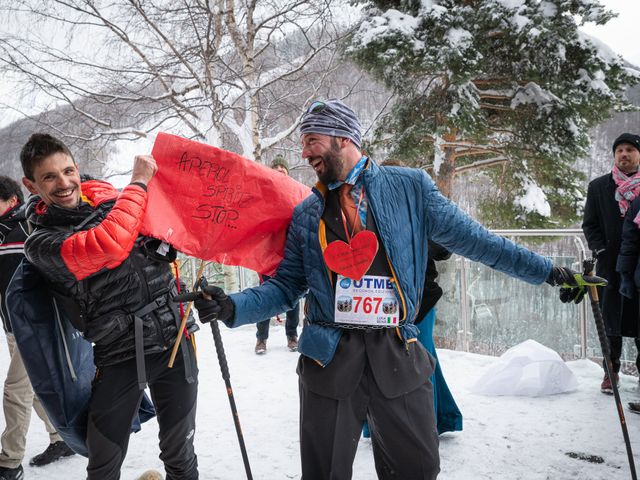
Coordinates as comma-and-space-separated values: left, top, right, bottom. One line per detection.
349, 0, 638, 228
0, 0, 352, 166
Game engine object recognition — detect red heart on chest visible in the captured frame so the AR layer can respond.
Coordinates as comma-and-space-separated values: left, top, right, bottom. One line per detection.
323, 230, 379, 281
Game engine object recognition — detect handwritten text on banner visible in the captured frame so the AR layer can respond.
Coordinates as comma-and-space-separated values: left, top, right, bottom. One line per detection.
142, 132, 310, 275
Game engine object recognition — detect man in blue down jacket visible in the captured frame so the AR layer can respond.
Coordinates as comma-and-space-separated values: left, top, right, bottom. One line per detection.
185, 99, 602, 480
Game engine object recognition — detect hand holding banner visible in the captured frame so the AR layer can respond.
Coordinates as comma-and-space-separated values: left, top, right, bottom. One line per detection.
141, 133, 310, 275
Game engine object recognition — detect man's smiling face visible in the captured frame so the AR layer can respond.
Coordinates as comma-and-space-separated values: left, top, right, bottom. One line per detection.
301, 133, 344, 185
23, 152, 82, 209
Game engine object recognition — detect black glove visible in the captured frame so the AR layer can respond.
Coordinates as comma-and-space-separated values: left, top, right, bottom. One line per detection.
546, 266, 607, 304
174, 285, 235, 322
619, 273, 636, 300
559, 286, 586, 304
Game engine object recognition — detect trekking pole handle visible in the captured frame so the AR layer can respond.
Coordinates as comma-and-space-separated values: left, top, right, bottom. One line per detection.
583, 259, 610, 357
583, 259, 599, 301
195, 276, 230, 381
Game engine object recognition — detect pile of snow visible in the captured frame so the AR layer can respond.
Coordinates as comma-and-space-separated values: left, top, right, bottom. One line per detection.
470, 339, 578, 396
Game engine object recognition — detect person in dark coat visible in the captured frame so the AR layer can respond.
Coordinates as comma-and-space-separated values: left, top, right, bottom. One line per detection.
583, 132, 640, 393
415, 241, 463, 434
361, 238, 463, 439
0, 176, 75, 480
378, 159, 462, 434
616, 191, 640, 413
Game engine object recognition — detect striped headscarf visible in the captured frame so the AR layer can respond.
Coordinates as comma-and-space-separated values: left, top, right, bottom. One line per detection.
299, 99, 362, 148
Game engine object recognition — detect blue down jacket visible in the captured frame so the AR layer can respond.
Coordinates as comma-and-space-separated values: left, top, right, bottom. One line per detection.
230, 161, 552, 366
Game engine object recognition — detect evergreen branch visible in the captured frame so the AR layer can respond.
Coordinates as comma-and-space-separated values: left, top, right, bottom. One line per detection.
478, 93, 512, 101
479, 103, 513, 111
454, 157, 510, 174
455, 148, 505, 157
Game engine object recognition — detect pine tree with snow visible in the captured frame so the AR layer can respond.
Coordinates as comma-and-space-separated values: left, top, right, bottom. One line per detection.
349, 0, 638, 228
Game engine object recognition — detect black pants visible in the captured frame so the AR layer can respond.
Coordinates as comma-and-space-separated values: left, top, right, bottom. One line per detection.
256, 303, 300, 340
299, 364, 440, 480
606, 335, 640, 373
86, 346, 199, 480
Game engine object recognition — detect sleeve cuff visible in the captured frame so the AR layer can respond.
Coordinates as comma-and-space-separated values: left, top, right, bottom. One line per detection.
129, 181, 148, 191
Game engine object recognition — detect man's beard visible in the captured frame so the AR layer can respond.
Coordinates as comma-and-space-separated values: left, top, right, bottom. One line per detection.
317, 140, 343, 185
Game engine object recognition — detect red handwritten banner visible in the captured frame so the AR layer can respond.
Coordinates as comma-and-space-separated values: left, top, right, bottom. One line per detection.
142, 132, 310, 275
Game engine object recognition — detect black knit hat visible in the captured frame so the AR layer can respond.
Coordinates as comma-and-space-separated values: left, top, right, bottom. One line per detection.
612, 133, 640, 154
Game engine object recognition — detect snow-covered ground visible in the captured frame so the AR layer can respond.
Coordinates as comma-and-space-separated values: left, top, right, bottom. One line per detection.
2, 323, 639, 480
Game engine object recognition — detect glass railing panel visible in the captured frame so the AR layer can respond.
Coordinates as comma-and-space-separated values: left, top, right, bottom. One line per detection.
435, 255, 583, 359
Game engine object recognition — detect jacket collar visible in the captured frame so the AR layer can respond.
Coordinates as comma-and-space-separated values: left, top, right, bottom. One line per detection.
0, 203, 23, 223
26, 180, 118, 228
0, 204, 24, 238
312, 157, 379, 200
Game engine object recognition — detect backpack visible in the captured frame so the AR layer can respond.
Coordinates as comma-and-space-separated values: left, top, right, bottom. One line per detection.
6, 259, 155, 457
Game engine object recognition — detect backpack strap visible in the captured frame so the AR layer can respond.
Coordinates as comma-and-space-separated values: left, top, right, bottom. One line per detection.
131, 297, 169, 391
133, 315, 147, 391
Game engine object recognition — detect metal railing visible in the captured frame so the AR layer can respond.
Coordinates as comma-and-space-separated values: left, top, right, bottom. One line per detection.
431, 230, 592, 360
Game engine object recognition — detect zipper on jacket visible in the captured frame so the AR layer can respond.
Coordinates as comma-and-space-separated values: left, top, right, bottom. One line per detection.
133, 259, 152, 307
364, 182, 413, 353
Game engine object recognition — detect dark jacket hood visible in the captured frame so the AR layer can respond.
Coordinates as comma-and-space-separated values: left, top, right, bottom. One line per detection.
0, 203, 26, 242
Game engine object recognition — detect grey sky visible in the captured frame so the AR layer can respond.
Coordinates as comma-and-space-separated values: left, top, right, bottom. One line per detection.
581, 0, 640, 67
0, 1, 638, 129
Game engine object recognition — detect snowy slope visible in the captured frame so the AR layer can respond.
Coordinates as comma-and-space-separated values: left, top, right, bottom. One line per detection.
2, 323, 639, 480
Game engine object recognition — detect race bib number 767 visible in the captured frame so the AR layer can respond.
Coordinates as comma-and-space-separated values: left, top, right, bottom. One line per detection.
334, 274, 400, 326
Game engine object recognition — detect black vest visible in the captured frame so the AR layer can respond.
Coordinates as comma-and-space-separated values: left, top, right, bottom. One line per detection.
322, 187, 394, 284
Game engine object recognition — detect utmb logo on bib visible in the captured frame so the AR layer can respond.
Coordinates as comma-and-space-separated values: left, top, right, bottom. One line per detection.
352, 277, 393, 290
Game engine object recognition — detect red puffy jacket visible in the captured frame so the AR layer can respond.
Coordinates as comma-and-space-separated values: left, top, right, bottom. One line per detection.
24, 180, 193, 367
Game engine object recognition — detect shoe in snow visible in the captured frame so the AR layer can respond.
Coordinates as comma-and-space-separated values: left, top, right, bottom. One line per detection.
0, 465, 23, 480
137, 470, 164, 480
629, 402, 640, 414
255, 339, 267, 355
600, 373, 619, 395
29, 440, 76, 466
287, 336, 298, 352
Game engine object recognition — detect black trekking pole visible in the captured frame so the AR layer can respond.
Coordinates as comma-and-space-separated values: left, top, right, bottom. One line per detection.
195, 277, 253, 480
583, 259, 637, 480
